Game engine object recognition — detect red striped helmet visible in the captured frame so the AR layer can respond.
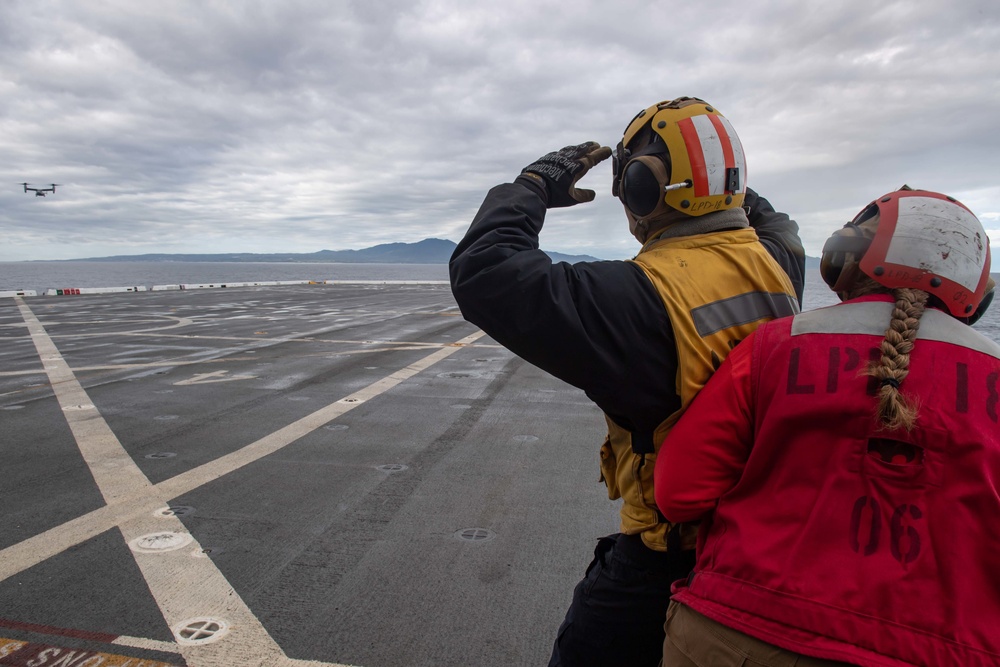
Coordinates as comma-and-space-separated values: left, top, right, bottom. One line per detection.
821, 188, 992, 319
613, 97, 746, 218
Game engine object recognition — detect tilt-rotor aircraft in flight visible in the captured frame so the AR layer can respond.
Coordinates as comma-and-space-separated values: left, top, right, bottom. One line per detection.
20, 182, 60, 197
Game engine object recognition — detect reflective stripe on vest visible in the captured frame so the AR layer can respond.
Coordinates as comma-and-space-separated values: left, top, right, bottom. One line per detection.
791, 301, 1000, 360
693, 291, 800, 336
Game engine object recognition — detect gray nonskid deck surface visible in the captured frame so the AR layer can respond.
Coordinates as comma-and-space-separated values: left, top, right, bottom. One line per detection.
0, 283, 618, 667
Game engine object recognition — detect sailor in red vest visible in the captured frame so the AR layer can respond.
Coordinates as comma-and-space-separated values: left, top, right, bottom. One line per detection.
654, 187, 999, 666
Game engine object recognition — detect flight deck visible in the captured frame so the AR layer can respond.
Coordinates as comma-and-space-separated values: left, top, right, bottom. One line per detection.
0, 283, 617, 667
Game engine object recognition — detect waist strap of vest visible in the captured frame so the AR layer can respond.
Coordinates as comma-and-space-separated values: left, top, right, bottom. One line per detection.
631, 430, 654, 455
631, 431, 672, 525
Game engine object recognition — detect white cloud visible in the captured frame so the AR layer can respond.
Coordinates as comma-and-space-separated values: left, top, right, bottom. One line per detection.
0, 0, 997, 272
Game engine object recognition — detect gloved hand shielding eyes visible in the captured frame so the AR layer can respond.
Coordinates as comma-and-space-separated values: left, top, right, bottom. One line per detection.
518, 141, 612, 208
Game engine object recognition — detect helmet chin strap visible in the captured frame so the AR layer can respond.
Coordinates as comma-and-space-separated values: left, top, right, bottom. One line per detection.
626, 181, 695, 244
627, 210, 649, 244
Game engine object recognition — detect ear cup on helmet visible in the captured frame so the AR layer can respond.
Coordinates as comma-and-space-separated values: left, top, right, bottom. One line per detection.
962, 281, 994, 325
820, 225, 875, 292
620, 160, 662, 217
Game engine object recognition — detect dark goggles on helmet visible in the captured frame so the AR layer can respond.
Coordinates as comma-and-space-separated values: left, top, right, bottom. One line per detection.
819, 205, 878, 289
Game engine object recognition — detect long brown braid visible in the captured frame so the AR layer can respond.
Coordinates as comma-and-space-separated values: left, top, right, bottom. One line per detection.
845, 278, 930, 430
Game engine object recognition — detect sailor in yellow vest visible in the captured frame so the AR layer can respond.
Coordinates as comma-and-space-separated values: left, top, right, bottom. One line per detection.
449, 97, 804, 667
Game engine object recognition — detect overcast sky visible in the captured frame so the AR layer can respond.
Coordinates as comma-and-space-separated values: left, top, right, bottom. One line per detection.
2, 0, 998, 266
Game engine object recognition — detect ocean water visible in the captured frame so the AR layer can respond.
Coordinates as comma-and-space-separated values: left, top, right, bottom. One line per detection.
0, 261, 449, 293
801, 270, 1000, 345
1, 262, 997, 344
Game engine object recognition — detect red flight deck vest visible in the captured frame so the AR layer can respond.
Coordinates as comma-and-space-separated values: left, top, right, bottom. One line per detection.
673, 297, 1000, 667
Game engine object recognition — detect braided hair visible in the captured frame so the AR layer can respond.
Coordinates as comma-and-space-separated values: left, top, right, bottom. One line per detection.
845, 278, 929, 431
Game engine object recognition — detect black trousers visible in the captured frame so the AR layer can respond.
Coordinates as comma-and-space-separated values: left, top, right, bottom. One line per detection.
548, 532, 697, 667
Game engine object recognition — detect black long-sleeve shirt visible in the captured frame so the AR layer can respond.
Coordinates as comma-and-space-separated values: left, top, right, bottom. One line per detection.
449, 184, 806, 437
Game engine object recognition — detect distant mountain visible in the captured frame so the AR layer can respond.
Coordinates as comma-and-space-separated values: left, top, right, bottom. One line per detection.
68, 238, 601, 265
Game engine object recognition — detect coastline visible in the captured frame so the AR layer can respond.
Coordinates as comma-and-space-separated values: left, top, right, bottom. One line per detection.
0, 261, 451, 296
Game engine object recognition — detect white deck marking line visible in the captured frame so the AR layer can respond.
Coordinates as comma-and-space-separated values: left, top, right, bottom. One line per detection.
0, 497, 165, 582
0, 342, 458, 378
112, 634, 183, 655
156, 331, 485, 501
15, 300, 300, 666
0, 358, 257, 377
6, 297, 482, 666
20, 314, 197, 335
66, 332, 460, 347
173, 370, 258, 385
16, 301, 159, 506
2, 316, 192, 328
0, 312, 456, 380
0, 329, 487, 579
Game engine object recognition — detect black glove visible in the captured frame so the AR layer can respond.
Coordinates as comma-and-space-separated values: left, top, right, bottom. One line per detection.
516, 141, 612, 208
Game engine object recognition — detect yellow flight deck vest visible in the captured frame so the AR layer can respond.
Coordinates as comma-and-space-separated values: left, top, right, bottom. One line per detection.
598, 228, 798, 551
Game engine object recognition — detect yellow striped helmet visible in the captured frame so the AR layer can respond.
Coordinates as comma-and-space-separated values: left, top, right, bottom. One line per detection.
613, 97, 747, 218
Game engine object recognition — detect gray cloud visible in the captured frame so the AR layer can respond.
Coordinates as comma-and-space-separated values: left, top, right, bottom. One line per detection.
2, 0, 998, 266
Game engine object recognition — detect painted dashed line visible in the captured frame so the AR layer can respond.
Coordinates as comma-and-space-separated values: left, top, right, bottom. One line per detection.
4, 297, 485, 666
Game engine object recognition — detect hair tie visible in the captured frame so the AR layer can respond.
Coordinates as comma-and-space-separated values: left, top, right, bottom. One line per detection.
880, 377, 901, 389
